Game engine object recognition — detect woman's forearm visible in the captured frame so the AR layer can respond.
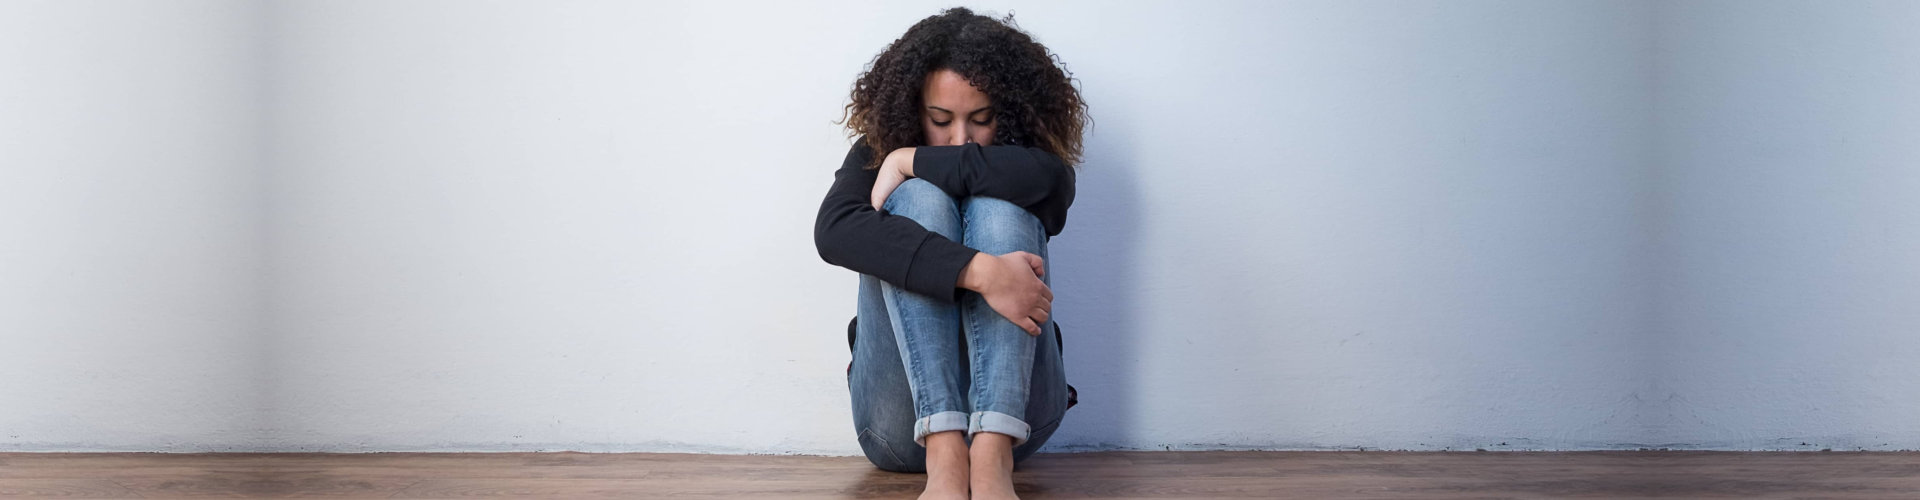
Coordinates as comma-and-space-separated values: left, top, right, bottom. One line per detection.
887, 147, 917, 177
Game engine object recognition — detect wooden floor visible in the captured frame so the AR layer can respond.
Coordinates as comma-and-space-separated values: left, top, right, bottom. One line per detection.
2, 450, 1916, 499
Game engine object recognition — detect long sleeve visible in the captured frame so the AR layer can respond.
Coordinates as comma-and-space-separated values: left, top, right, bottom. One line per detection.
814, 140, 981, 302
910, 143, 1077, 237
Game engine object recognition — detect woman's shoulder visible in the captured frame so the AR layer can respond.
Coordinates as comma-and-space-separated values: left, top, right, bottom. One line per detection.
839, 136, 878, 169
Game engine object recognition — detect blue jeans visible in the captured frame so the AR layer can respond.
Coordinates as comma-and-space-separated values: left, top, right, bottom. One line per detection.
848, 178, 1071, 472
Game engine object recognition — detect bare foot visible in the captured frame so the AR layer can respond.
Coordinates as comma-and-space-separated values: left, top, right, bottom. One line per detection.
969, 432, 1019, 500
920, 431, 969, 500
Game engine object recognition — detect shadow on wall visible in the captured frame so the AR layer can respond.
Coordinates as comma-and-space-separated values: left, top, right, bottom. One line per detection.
1044, 125, 1145, 452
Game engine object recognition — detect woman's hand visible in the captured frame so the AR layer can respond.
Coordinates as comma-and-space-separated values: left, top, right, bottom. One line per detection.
958, 251, 1052, 336
869, 147, 917, 211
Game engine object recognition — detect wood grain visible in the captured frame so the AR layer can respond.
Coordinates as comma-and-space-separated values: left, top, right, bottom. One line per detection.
1, 450, 1914, 498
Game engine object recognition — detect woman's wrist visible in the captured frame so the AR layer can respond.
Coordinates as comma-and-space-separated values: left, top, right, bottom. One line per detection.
886, 147, 917, 177
957, 252, 996, 292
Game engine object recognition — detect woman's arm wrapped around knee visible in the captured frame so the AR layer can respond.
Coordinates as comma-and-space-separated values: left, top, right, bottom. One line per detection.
957, 251, 1052, 336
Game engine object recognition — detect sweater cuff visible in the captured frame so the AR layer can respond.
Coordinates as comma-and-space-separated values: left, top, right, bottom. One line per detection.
903, 233, 978, 302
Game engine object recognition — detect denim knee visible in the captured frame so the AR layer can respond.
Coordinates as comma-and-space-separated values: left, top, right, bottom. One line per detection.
882, 178, 961, 239
961, 196, 1045, 255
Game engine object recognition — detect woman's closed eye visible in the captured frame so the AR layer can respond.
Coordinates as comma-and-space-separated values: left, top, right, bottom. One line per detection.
931, 118, 992, 127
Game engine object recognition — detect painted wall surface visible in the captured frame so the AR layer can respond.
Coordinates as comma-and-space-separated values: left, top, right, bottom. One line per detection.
1, 0, 1913, 453
0, 0, 269, 451
1648, 0, 1920, 450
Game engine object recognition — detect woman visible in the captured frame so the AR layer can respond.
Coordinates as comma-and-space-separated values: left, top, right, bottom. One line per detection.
813, 7, 1089, 500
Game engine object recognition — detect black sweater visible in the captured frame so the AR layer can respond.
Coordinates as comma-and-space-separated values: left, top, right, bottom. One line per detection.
813, 138, 1077, 303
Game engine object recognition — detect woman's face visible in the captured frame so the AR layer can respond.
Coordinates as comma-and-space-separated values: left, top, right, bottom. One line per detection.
921, 68, 996, 147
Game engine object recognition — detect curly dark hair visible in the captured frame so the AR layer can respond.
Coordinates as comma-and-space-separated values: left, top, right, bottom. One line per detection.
839, 7, 1090, 170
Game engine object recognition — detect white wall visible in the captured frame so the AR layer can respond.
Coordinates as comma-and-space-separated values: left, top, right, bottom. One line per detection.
1650, 0, 1920, 450
2, 0, 1915, 454
1034, 1, 1660, 451
0, 1, 269, 451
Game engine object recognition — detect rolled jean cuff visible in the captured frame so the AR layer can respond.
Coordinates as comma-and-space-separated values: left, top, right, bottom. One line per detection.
912, 411, 969, 447
968, 410, 1030, 447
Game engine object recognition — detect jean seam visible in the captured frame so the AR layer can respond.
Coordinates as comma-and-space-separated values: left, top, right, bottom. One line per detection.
885, 283, 928, 418
857, 427, 906, 471
965, 296, 985, 415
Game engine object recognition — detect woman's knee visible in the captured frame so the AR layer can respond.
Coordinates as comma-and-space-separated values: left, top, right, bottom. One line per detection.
960, 196, 1044, 253
882, 178, 961, 238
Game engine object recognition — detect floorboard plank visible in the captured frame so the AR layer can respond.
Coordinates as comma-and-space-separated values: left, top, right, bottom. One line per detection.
0, 451, 1915, 499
